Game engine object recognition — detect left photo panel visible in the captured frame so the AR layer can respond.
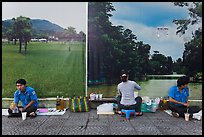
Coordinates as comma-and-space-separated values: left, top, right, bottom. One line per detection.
2, 2, 87, 100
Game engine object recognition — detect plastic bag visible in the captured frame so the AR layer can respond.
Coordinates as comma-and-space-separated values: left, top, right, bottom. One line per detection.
97, 103, 113, 112
69, 96, 90, 112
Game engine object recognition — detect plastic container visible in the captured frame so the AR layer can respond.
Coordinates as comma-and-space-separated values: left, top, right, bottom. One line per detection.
90, 93, 96, 100
151, 103, 158, 112
60, 96, 65, 110
141, 102, 152, 113
56, 96, 61, 110
141, 102, 158, 113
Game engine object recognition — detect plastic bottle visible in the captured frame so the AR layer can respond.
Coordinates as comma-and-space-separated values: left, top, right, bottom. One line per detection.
67, 96, 70, 110
56, 96, 61, 110
163, 99, 167, 110
60, 96, 65, 110
159, 97, 164, 111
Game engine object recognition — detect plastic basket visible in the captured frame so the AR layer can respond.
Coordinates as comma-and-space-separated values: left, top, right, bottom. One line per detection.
141, 102, 152, 112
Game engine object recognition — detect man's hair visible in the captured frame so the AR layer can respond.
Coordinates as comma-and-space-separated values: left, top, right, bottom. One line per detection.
120, 70, 129, 82
16, 79, 26, 85
177, 76, 189, 87
120, 69, 129, 77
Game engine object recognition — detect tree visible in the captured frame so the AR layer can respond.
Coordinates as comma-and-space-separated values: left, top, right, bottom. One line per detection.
173, 2, 202, 36
88, 2, 151, 84
65, 26, 77, 35
182, 29, 202, 76
173, 58, 185, 74
6, 29, 14, 44
149, 51, 173, 75
173, 2, 202, 80
88, 2, 115, 85
12, 16, 32, 54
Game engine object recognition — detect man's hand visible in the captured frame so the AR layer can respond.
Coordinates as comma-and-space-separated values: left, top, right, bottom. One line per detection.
19, 107, 26, 112
183, 102, 189, 107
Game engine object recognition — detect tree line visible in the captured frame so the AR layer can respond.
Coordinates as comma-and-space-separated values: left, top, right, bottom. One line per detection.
88, 2, 202, 85
3, 17, 86, 54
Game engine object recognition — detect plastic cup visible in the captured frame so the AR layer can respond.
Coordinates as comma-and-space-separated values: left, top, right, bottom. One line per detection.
184, 113, 190, 121
95, 94, 99, 100
99, 94, 103, 100
22, 112, 27, 120
90, 93, 96, 100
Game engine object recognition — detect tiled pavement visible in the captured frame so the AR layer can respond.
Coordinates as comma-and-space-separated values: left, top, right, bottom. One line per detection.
2, 109, 202, 135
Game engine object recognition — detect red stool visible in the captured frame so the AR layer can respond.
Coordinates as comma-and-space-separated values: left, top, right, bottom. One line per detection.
121, 109, 136, 120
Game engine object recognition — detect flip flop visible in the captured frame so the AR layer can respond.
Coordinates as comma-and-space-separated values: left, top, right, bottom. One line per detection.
115, 111, 121, 114
136, 112, 143, 116
29, 112, 37, 118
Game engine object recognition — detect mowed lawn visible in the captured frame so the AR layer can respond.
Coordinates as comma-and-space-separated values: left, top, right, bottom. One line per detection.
2, 42, 86, 98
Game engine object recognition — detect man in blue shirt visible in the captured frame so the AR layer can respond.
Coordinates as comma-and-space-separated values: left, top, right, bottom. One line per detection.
168, 76, 201, 119
8, 79, 38, 118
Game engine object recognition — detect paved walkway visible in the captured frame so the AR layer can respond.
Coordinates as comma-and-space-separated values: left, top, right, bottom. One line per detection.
2, 109, 202, 135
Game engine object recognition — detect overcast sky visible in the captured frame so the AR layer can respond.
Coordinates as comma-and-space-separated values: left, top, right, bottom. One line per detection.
110, 2, 201, 61
2, 2, 87, 33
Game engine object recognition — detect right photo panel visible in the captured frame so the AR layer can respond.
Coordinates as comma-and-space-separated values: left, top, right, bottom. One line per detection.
87, 2, 202, 104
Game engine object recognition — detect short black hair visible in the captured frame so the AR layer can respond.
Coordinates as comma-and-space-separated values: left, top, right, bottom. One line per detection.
177, 76, 189, 87
120, 69, 129, 77
16, 79, 26, 85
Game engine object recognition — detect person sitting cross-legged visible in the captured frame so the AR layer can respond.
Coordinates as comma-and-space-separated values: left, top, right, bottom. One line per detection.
116, 70, 143, 116
8, 79, 38, 118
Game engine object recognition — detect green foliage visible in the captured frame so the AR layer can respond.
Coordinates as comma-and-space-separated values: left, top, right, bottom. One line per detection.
173, 2, 202, 35
173, 2, 202, 80
182, 29, 202, 76
88, 2, 151, 84
149, 52, 173, 75
12, 16, 33, 53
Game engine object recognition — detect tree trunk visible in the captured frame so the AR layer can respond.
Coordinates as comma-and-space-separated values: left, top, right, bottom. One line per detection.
25, 41, 27, 54
19, 40, 22, 53
14, 39, 17, 45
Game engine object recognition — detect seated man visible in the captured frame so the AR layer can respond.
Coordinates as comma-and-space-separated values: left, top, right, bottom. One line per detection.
116, 70, 143, 116
168, 76, 201, 119
8, 79, 38, 118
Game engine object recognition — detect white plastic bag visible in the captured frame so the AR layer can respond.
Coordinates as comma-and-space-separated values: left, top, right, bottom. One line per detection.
143, 96, 151, 105
154, 97, 160, 104
97, 103, 113, 112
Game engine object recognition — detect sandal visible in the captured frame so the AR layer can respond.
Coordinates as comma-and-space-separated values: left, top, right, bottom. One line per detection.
115, 111, 121, 114
136, 112, 143, 116
29, 112, 37, 118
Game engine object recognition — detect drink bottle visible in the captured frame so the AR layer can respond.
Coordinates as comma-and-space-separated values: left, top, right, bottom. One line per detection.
56, 96, 61, 110
60, 96, 65, 110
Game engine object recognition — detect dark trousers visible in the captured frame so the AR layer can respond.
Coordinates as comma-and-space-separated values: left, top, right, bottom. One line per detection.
117, 96, 142, 112
169, 104, 201, 118
8, 106, 37, 117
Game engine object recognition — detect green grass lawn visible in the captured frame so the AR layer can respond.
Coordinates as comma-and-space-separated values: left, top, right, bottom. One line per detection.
2, 42, 86, 98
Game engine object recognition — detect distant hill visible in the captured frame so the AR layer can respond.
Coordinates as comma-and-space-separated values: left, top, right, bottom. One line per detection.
2, 19, 64, 38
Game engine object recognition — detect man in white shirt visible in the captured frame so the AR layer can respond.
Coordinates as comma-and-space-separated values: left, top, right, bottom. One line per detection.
117, 71, 143, 116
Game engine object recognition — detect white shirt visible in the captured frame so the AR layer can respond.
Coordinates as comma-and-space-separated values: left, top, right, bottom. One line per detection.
117, 80, 142, 105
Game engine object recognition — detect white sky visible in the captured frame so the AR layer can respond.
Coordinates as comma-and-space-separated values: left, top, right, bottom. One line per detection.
2, 2, 87, 33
